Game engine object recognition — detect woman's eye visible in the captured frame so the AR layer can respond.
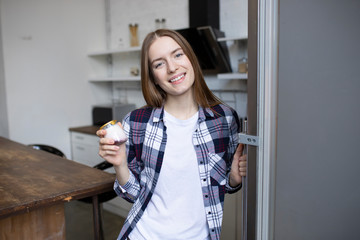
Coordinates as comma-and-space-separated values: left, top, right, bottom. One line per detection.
175, 52, 184, 58
153, 62, 164, 69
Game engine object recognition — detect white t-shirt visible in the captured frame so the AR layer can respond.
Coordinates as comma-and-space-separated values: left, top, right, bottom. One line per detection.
129, 110, 209, 240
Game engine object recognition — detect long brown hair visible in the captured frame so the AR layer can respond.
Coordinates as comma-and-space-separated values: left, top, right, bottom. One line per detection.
141, 29, 222, 109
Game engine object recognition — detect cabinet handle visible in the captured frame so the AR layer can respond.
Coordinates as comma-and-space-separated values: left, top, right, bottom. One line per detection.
76, 146, 85, 151
75, 136, 84, 140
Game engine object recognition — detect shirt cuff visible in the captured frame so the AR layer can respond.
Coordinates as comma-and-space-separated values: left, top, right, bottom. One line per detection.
226, 173, 243, 193
114, 171, 136, 194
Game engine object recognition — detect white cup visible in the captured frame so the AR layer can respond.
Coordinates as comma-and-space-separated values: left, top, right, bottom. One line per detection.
100, 120, 128, 145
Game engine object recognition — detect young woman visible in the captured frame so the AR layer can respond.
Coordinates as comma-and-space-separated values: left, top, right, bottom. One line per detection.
97, 29, 247, 240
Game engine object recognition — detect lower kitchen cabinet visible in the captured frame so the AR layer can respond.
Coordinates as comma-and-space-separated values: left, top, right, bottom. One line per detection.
69, 127, 132, 218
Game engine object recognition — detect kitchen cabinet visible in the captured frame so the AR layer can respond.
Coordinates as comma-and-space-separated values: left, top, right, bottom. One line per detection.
69, 128, 132, 218
71, 131, 104, 167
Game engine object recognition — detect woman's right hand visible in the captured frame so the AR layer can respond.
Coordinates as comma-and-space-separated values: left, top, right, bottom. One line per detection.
96, 122, 127, 168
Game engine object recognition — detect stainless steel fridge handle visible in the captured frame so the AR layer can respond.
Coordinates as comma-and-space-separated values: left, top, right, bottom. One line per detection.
241, 119, 248, 240
239, 119, 259, 240
238, 133, 259, 147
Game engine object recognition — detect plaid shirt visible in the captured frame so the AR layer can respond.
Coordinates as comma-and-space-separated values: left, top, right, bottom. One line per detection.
114, 104, 241, 240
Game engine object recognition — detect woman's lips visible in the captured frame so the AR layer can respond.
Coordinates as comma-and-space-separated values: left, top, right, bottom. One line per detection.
169, 73, 186, 84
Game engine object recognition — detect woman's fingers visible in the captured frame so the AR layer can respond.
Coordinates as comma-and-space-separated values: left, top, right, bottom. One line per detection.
97, 124, 126, 166
99, 137, 115, 145
100, 141, 118, 151
96, 129, 106, 137
234, 144, 244, 159
238, 155, 247, 176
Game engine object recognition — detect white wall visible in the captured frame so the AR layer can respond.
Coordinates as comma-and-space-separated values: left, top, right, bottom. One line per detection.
0, 0, 106, 157
107, 0, 247, 48
108, 0, 189, 49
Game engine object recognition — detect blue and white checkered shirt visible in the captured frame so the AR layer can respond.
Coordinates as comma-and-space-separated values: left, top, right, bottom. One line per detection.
114, 104, 241, 240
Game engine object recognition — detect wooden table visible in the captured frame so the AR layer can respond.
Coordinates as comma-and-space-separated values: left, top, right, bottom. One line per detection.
0, 137, 115, 240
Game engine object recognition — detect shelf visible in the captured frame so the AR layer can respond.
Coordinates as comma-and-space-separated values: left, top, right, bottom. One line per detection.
88, 46, 142, 56
217, 73, 248, 80
89, 76, 141, 82
217, 36, 248, 42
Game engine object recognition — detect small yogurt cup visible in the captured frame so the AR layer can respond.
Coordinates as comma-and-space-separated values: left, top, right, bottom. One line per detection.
100, 120, 128, 145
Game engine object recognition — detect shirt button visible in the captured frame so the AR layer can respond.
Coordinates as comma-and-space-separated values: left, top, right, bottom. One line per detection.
203, 178, 206, 181
211, 229, 215, 232
205, 195, 208, 198
200, 161, 204, 164
208, 211, 211, 215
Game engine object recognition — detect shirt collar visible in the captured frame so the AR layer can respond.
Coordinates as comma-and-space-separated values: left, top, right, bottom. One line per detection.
153, 107, 163, 123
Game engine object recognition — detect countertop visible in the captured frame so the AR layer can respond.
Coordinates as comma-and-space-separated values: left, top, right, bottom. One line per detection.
69, 125, 100, 135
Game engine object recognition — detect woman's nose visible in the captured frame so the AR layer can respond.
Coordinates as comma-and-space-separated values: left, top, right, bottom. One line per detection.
167, 59, 178, 73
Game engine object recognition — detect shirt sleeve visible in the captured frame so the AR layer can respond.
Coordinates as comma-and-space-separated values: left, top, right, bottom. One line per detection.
112, 112, 141, 203
113, 172, 139, 202
225, 109, 242, 193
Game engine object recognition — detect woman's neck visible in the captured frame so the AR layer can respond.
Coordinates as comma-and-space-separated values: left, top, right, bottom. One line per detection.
164, 94, 198, 120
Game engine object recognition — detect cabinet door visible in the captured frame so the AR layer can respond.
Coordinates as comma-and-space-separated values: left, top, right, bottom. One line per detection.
70, 132, 103, 167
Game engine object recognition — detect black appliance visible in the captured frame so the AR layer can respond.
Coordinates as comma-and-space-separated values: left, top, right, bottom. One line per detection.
176, 26, 232, 74
92, 104, 135, 126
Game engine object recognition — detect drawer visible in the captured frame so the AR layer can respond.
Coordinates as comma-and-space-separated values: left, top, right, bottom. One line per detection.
71, 142, 103, 167
71, 132, 99, 145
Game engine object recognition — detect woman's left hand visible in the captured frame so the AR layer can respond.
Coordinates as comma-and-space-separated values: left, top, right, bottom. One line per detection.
229, 143, 247, 187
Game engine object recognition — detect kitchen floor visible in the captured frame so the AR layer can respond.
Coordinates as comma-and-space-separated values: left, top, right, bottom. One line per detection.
65, 200, 125, 240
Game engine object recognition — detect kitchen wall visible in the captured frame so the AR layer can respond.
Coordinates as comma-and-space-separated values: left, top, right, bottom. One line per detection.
107, 0, 247, 49
0, 0, 247, 159
0, 0, 106, 157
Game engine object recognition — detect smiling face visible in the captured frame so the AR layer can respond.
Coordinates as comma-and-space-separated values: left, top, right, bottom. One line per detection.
148, 36, 195, 101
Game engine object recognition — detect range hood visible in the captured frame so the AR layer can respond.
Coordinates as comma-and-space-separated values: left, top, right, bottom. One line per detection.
176, 26, 232, 74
